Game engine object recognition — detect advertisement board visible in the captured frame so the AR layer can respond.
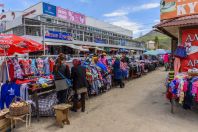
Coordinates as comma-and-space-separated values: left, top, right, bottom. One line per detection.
57, 7, 86, 24
160, 0, 198, 20
181, 29, 198, 71
45, 30, 73, 41
43, 2, 56, 16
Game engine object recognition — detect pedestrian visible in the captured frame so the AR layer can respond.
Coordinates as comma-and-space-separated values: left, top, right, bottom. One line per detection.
54, 53, 71, 104
71, 59, 88, 112
113, 56, 125, 88
99, 52, 108, 67
163, 53, 169, 71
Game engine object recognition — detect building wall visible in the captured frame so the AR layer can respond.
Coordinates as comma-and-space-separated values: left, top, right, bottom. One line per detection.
86, 17, 133, 37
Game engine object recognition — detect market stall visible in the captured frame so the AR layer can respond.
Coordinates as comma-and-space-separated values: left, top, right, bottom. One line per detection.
155, 0, 198, 113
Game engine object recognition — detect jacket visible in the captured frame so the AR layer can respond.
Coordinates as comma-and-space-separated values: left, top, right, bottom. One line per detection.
71, 65, 88, 90
0, 82, 20, 109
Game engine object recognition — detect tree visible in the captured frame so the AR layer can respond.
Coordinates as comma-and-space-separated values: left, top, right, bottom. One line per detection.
154, 36, 159, 49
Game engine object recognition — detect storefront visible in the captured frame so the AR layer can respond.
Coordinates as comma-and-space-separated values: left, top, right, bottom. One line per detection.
156, 0, 198, 112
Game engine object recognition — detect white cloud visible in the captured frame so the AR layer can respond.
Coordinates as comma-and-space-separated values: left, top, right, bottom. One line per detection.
103, 2, 160, 17
154, 19, 160, 24
103, 10, 128, 17
103, 2, 159, 38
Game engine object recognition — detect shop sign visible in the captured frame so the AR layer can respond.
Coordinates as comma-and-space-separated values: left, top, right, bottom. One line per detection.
43, 2, 57, 16
57, 7, 86, 24
160, 0, 198, 20
181, 29, 198, 71
45, 30, 73, 41
94, 38, 106, 44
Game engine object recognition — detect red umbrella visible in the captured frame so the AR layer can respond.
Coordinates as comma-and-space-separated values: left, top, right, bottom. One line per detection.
0, 34, 44, 80
0, 34, 44, 56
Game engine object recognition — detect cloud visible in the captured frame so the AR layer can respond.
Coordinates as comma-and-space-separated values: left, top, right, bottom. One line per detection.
103, 2, 160, 17
103, 2, 159, 37
103, 10, 128, 17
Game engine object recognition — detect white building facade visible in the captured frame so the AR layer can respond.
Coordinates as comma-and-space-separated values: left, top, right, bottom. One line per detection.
0, 2, 145, 54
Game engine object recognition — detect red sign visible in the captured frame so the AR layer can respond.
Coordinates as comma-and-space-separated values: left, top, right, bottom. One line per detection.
57, 7, 86, 25
181, 29, 198, 71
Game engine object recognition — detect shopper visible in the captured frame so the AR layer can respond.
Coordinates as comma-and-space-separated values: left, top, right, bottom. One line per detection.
121, 52, 130, 64
54, 53, 70, 104
99, 52, 108, 66
113, 56, 125, 88
163, 53, 169, 71
71, 59, 88, 112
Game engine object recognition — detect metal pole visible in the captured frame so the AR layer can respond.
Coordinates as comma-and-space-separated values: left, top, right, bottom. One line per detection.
43, 25, 46, 55
4, 49, 10, 81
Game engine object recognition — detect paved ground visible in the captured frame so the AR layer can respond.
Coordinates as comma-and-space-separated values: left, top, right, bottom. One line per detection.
17, 68, 198, 132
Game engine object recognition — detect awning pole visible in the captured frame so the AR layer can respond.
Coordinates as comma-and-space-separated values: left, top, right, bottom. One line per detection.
4, 49, 10, 81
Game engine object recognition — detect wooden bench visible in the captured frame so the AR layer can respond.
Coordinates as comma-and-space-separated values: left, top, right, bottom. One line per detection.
53, 104, 72, 128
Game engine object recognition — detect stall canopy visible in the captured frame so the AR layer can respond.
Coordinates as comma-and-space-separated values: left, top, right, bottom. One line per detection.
155, 49, 167, 55
143, 50, 158, 56
95, 47, 104, 51
66, 44, 89, 52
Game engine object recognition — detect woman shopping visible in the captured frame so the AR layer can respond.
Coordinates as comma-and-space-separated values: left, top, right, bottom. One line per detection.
71, 59, 88, 112
54, 53, 71, 104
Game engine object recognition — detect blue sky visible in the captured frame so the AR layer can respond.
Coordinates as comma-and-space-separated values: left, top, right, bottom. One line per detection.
0, 0, 160, 38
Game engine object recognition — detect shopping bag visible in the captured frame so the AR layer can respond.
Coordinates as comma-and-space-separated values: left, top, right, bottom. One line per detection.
174, 46, 187, 58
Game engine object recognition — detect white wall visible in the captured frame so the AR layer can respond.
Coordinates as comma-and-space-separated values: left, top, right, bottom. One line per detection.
23, 2, 43, 19
86, 17, 133, 37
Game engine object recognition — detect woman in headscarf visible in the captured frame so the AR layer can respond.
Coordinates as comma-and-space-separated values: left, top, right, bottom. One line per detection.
113, 56, 125, 88
54, 53, 70, 104
71, 59, 88, 112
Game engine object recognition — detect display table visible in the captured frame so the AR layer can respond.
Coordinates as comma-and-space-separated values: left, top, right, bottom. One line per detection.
28, 82, 56, 121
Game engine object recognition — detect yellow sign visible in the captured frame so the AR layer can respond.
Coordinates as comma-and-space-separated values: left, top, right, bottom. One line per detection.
160, 0, 198, 20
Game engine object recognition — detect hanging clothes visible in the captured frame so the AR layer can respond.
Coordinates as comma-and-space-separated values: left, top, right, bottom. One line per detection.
30, 59, 38, 75
0, 82, 20, 109
19, 59, 32, 76
37, 58, 44, 75
44, 57, 50, 75
13, 58, 24, 79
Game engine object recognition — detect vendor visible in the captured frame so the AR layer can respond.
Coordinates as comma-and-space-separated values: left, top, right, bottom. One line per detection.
71, 59, 88, 112
121, 52, 130, 64
54, 53, 70, 104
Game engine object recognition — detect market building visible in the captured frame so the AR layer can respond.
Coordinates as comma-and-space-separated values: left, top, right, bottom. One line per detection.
155, 0, 198, 72
0, 2, 145, 55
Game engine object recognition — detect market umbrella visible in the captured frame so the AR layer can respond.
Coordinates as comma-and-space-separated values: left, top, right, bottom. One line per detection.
155, 49, 167, 55
143, 50, 158, 56
0, 34, 44, 55
0, 34, 44, 80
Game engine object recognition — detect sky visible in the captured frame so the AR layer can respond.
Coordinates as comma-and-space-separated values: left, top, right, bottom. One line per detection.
0, 0, 161, 38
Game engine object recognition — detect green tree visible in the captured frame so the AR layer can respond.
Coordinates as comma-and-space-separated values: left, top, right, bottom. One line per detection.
154, 36, 159, 49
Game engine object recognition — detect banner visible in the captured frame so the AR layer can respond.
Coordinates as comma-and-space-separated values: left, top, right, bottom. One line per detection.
43, 3, 56, 16
160, 0, 198, 20
45, 30, 73, 41
181, 29, 198, 71
57, 7, 86, 24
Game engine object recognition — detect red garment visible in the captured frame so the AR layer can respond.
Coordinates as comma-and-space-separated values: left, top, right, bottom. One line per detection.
19, 59, 31, 76
49, 58, 55, 72
163, 54, 169, 63
7, 60, 14, 81
15, 79, 36, 84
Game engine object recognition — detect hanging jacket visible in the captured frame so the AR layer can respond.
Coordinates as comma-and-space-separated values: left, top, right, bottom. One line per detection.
0, 82, 20, 109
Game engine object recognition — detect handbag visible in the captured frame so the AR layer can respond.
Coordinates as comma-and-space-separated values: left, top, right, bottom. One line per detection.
55, 71, 72, 91
174, 46, 187, 58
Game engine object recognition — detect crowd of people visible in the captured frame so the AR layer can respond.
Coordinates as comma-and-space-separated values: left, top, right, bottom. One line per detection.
53, 52, 132, 112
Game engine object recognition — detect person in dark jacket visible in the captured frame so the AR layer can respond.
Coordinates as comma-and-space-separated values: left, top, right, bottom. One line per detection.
54, 53, 70, 104
71, 59, 88, 112
113, 57, 125, 88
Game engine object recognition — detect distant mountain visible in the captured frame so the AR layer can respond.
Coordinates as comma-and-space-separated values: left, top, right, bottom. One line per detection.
135, 31, 171, 50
